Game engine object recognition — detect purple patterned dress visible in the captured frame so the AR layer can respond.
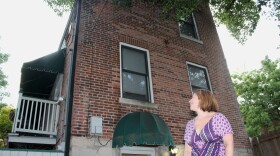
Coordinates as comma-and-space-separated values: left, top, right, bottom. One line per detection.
184, 113, 233, 156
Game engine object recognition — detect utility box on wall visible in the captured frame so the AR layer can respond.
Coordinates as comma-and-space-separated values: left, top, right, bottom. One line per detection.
90, 116, 102, 136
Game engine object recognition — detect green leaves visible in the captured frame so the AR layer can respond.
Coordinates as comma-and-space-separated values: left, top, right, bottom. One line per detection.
0, 104, 14, 148
44, 0, 74, 16
43, 0, 279, 44
211, 0, 260, 44
232, 56, 280, 137
0, 51, 9, 100
241, 104, 271, 136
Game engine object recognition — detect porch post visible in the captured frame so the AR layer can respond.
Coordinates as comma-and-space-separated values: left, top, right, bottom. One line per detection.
12, 93, 23, 133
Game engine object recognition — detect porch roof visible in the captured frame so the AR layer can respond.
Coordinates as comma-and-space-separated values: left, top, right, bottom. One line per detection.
112, 111, 174, 148
20, 48, 66, 98
22, 48, 66, 73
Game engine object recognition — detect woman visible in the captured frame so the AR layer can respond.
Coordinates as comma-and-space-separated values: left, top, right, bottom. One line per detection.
184, 89, 234, 156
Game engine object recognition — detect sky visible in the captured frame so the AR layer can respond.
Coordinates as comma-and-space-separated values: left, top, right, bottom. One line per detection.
0, 0, 279, 106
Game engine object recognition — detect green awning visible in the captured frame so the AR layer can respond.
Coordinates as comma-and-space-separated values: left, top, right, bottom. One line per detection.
112, 111, 174, 148
22, 48, 66, 73
20, 49, 65, 98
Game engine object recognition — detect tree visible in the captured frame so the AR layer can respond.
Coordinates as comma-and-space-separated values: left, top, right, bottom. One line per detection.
43, 0, 280, 44
232, 56, 280, 137
44, 0, 74, 16
0, 40, 11, 147
0, 104, 14, 148
0, 49, 9, 101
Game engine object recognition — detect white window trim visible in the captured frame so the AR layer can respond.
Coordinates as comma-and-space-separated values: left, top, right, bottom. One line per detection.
179, 14, 203, 44
186, 61, 213, 93
120, 146, 155, 156
119, 97, 158, 109
119, 42, 155, 104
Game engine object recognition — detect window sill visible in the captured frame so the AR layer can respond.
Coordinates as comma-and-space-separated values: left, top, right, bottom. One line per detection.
119, 98, 158, 109
180, 34, 203, 44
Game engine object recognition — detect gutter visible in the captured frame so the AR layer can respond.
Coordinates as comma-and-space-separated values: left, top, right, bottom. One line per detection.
64, 0, 81, 156
58, 8, 73, 51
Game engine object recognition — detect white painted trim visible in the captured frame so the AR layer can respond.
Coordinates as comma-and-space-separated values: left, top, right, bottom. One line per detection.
13, 93, 23, 133
192, 13, 201, 40
13, 95, 59, 135
119, 97, 158, 109
8, 135, 56, 145
186, 61, 213, 93
119, 42, 154, 103
120, 146, 155, 156
0, 149, 64, 156
180, 34, 203, 44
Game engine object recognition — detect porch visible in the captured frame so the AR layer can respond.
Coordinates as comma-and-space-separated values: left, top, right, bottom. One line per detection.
7, 49, 65, 148
8, 94, 60, 146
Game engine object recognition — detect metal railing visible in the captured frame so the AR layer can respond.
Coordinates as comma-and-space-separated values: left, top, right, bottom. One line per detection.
12, 93, 60, 136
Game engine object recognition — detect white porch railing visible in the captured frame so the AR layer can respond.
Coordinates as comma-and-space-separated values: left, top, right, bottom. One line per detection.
12, 93, 60, 136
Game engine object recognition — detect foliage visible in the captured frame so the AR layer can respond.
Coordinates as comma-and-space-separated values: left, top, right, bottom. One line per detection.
0, 48, 9, 100
0, 103, 7, 110
44, 0, 74, 16
232, 56, 280, 137
43, 0, 280, 44
0, 104, 14, 148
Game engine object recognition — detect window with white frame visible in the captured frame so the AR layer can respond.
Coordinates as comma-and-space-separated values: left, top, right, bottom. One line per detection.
121, 44, 152, 102
187, 62, 211, 92
179, 13, 200, 40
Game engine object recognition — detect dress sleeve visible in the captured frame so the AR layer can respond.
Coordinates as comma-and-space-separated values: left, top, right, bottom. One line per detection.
212, 113, 233, 138
184, 119, 194, 144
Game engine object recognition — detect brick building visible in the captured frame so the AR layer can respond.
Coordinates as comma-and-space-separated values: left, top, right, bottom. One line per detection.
6, 0, 252, 156
60, 0, 252, 155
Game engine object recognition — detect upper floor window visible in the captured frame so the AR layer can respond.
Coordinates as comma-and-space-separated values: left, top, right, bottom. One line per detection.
179, 14, 200, 40
187, 62, 211, 92
121, 44, 152, 102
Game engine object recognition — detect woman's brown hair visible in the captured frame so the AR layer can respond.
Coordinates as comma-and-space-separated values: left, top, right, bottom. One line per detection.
194, 89, 219, 112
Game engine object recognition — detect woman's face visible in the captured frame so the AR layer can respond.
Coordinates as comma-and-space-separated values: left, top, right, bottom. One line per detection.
189, 93, 200, 111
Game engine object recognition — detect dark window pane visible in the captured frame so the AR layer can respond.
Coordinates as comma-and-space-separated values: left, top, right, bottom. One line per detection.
122, 47, 147, 74
188, 65, 209, 90
179, 14, 198, 39
185, 15, 194, 24
122, 72, 148, 101
179, 22, 197, 39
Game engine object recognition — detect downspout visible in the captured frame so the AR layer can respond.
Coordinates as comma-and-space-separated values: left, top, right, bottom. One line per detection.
64, 0, 81, 156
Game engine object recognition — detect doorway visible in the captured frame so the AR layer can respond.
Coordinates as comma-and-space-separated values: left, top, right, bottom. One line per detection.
120, 146, 155, 156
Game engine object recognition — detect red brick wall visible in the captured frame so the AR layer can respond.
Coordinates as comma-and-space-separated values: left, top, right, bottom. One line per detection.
69, 0, 250, 148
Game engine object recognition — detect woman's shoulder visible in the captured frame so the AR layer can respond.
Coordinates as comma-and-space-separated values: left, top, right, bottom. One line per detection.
213, 112, 228, 120
211, 112, 231, 125
187, 118, 195, 124
212, 112, 233, 136
186, 118, 195, 127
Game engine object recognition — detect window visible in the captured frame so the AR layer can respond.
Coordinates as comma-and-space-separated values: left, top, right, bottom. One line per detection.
179, 14, 200, 40
187, 62, 212, 92
121, 44, 152, 102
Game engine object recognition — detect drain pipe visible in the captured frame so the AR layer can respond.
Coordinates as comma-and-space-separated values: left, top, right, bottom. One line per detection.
64, 0, 81, 156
